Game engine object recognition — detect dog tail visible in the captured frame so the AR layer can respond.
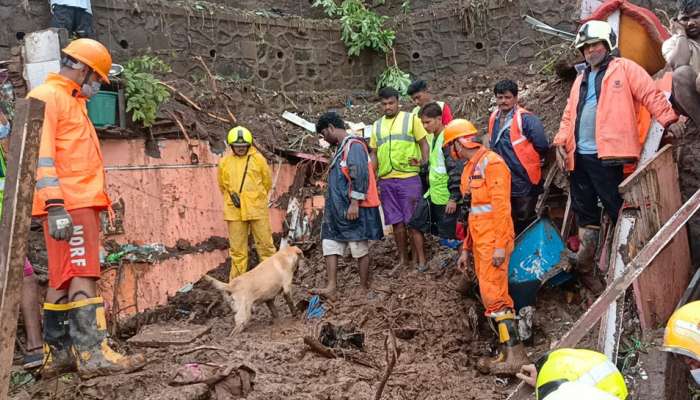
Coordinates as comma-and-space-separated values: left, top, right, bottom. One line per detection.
203, 274, 231, 292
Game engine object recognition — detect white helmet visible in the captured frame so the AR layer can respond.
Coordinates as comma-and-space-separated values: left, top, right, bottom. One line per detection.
544, 382, 620, 400
574, 20, 617, 51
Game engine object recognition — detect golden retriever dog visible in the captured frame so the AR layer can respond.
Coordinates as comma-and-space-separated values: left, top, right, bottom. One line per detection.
204, 246, 304, 334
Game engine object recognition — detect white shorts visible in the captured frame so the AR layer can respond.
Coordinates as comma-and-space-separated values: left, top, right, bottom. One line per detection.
322, 239, 369, 259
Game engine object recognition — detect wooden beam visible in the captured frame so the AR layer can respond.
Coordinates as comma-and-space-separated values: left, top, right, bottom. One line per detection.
0, 98, 44, 399
507, 188, 700, 400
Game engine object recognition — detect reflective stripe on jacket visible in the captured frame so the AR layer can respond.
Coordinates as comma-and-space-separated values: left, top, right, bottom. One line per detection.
488, 106, 542, 185
553, 57, 677, 171
339, 137, 380, 208
28, 73, 111, 216
372, 111, 421, 178
460, 148, 514, 251
217, 146, 271, 221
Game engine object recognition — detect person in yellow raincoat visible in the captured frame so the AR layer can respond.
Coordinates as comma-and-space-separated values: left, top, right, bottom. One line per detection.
218, 126, 276, 281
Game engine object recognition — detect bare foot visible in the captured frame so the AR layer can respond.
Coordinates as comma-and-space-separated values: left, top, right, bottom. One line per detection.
310, 287, 337, 301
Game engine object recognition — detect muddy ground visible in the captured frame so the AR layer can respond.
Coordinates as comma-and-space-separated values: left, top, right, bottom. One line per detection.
9, 236, 609, 400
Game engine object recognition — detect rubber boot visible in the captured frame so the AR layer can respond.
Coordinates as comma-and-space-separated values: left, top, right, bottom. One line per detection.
68, 297, 146, 379
576, 226, 604, 295
40, 304, 77, 378
476, 311, 530, 375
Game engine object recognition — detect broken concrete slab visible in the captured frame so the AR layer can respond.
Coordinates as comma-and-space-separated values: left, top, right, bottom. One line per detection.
127, 323, 211, 347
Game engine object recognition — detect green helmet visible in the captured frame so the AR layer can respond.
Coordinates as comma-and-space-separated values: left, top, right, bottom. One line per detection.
227, 126, 253, 146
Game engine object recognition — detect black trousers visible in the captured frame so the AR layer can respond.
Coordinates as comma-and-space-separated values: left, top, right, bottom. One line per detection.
50, 5, 95, 39
570, 153, 624, 227
512, 195, 537, 235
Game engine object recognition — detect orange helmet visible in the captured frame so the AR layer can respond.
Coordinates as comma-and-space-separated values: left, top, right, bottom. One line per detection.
443, 119, 480, 149
62, 39, 112, 84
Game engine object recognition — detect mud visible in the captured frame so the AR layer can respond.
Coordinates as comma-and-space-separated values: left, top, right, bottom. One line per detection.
10, 236, 596, 400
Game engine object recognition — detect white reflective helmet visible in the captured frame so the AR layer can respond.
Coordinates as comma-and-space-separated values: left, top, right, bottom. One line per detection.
544, 382, 620, 400
574, 20, 617, 51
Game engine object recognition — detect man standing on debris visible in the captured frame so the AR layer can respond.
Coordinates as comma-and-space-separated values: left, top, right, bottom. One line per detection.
49, 0, 96, 39
408, 102, 464, 271
370, 87, 430, 271
28, 38, 145, 377
445, 119, 529, 375
218, 126, 276, 281
664, 0, 700, 127
554, 20, 678, 295
407, 80, 454, 126
487, 80, 549, 235
311, 112, 383, 299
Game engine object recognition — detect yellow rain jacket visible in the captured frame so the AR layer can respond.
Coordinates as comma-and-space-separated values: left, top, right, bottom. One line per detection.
217, 146, 271, 221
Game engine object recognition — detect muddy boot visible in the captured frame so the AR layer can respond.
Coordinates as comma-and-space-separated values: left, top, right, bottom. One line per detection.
68, 297, 146, 379
476, 311, 530, 375
575, 226, 604, 295
40, 304, 77, 378
517, 306, 535, 346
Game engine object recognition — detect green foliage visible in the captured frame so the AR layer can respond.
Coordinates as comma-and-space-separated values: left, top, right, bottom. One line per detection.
401, 0, 411, 13
312, 0, 395, 57
123, 56, 171, 128
376, 65, 411, 95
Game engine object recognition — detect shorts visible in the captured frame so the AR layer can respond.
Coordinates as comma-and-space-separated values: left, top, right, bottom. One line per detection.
24, 258, 34, 278
322, 239, 369, 259
50, 5, 95, 38
378, 175, 422, 225
43, 207, 101, 290
408, 197, 459, 239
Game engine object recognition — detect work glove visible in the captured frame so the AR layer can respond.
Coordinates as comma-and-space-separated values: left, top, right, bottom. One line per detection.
47, 206, 73, 241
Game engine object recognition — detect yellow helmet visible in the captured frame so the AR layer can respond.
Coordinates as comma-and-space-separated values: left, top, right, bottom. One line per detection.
535, 348, 628, 400
227, 126, 253, 146
662, 301, 700, 362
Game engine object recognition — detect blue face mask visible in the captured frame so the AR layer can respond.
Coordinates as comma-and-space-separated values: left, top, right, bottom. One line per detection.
0, 122, 9, 139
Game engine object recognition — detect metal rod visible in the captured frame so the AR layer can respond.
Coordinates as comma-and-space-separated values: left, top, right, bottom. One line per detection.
105, 163, 217, 171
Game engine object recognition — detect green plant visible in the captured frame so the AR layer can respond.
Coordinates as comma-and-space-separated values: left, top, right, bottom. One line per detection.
313, 0, 395, 57
376, 64, 410, 95
123, 56, 171, 127
401, 0, 411, 13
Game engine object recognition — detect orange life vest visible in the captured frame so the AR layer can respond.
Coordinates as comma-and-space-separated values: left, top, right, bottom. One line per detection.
487, 106, 542, 185
340, 138, 380, 208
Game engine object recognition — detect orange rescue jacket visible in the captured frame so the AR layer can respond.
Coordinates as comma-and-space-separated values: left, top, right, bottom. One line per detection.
460, 147, 514, 251
487, 106, 542, 185
553, 57, 677, 171
340, 137, 380, 208
28, 73, 111, 216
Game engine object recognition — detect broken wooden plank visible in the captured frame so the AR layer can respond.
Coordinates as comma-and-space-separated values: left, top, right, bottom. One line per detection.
282, 111, 316, 133
507, 188, 700, 400
619, 145, 693, 329
0, 98, 45, 399
127, 323, 211, 347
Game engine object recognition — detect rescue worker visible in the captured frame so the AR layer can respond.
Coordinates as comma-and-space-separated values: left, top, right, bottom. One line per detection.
50, 0, 96, 39
0, 114, 44, 369
369, 87, 430, 272
661, 300, 700, 387
553, 20, 678, 295
28, 38, 145, 378
664, 0, 700, 263
407, 80, 454, 126
217, 126, 276, 281
516, 348, 628, 400
408, 102, 464, 272
446, 119, 528, 375
664, 0, 700, 128
311, 112, 383, 299
487, 80, 549, 235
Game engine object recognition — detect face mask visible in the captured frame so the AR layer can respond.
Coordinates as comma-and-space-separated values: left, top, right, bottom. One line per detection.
0, 122, 9, 139
81, 81, 102, 98
691, 368, 700, 386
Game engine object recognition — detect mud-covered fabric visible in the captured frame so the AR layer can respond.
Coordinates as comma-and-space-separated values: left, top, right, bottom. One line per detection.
321, 137, 383, 242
